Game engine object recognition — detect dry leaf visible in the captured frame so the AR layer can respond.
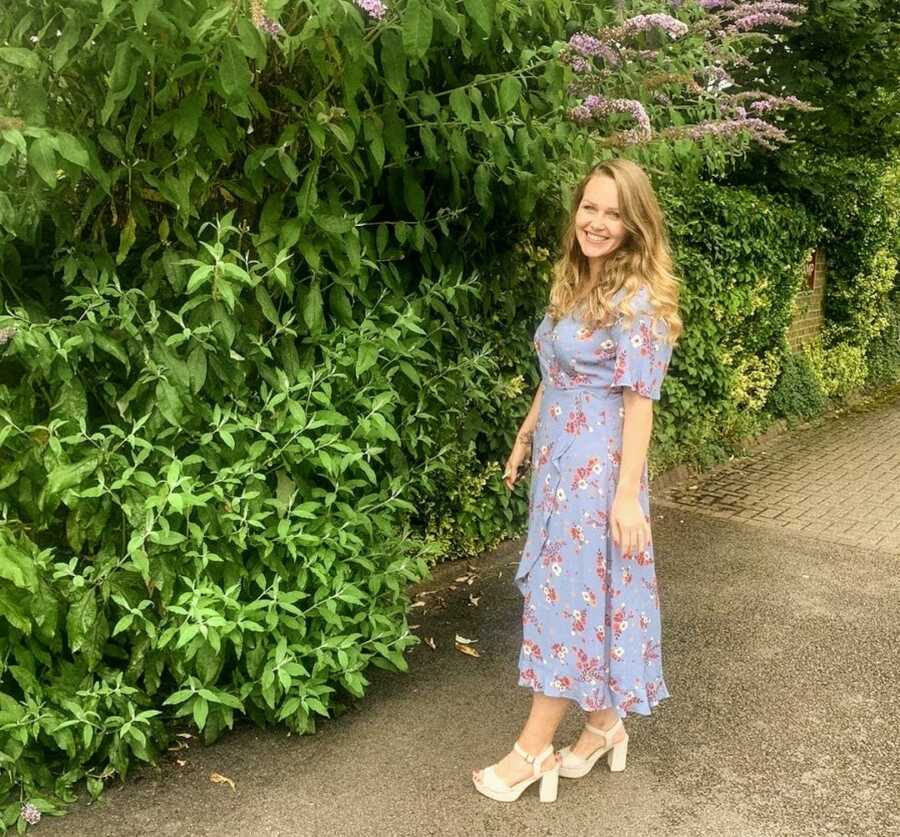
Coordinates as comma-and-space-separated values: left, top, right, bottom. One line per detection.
408, 623, 420, 629
455, 634, 478, 644
210, 772, 236, 791
468, 594, 481, 607
455, 643, 481, 658
410, 601, 426, 609
175, 732, 193, 739
424, 636, 436, 649
454, 575, 471, 583
467, 576, 476, 586
176, 759, 187, 767
448, 584, 457, 590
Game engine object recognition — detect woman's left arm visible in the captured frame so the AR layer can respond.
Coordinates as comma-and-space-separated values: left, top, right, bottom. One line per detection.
611, 391, 654, 555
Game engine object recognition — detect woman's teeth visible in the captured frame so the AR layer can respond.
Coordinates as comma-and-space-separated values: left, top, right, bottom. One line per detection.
586, 232, 609, 243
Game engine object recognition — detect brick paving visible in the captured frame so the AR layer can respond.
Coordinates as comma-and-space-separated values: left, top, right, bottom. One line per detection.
654, 391, 900, 555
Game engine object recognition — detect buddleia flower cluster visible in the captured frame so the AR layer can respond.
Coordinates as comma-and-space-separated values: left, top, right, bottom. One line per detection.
249, 0, 285, 36
20, 804, 41, 826
355, 0, 388, 20
564, 2, 809, 151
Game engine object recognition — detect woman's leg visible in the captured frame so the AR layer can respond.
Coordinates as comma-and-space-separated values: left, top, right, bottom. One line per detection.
473, 694, 570, 786
568, 706, 627, 758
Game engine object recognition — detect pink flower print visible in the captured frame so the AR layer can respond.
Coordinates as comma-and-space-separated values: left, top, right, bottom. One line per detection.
642, 639, 661, 664
639, 612, 651, 631
590, 456, 603, 475
521, 639, 544, 662
612, 605, 628, 638
646, 679, 658, 703
541, 582, 558, 605
594, 624, 606, 643
575, 648, 604, 684
584, 508, 609, 531
619, 691, 640, 713
635, 548, 654, 566
548, 359, 566, 387
536, 444, 551, 469
551, 675, 573, 690
569, 523, 587, 552
610, 645, 624, 662
575, 325, 596, 341
581, 587, 597, 607
608, 446, 621, 468
550, 642, 569, 662
549, 403, 562, 418
564, 408, 588, 436
521, 667, 541, 689
621, 567, 633, 585
594, 337, 617, 360
595, 552, 607, 580
539, 540, 563, 571
608, 676, 622, 694
569, 608, 587, 634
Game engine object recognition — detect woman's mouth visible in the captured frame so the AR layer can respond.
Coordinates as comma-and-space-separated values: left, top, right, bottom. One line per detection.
585, 231, 610, 243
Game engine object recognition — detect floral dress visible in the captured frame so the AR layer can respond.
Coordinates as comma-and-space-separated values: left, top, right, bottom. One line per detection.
514, 284, 675, 717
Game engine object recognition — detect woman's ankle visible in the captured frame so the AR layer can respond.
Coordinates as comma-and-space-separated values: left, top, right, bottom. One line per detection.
586, 708, 620, 729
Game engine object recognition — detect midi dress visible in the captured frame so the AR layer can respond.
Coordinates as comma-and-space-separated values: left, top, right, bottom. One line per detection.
514, 283, 675, 718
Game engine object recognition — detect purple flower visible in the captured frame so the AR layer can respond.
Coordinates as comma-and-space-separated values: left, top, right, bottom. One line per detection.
723, 1, 805, 17
0, 326, 16, 346
679, 116, 790, 150
698, 0, 734, 9
623, 13, 689, 40
732, 12, 800, 30
567, 32, 621, 66
21, 804, 41, 826
355, 0, 388, 20
249, 0, 285, 36
569, 95, 652, 141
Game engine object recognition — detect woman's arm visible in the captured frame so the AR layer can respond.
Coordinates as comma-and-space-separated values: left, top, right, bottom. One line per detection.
514, 381, 544, 451
615, 388, 654, 500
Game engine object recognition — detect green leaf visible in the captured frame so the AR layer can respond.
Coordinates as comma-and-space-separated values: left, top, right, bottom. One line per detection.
133, 0, 154, 28
380, 31, 407, 98
297, 160, 319, 217
403, 170, 426, 220
28, 137, 57, 187
303, 279, 324, 334
47, 457, 100, 497
188, 346, 208, 393
66, 589, 97, 655
356, 343, 379, 378
0, 47, 40, 73
193, 697, 209, 730
449, 88, 472, 124
474, 163, 492, 210
55, 133, 89, 167
402, 1, 433, 59
463, 0, 492, 36
220, 40, 252, 100
498, 76, 522, 114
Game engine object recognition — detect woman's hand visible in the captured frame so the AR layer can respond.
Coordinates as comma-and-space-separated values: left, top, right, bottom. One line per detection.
610, 492, 650, 556
503, 432, 533, 491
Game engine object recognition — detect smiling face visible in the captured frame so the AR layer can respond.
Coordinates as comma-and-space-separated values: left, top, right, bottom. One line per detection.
574, 174, 628, 265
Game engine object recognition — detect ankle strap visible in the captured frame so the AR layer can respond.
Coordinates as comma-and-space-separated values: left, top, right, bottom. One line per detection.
585, 717, 623, 740
513, 742, 554, 777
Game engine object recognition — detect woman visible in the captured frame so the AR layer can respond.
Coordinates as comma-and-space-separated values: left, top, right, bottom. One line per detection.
472, 159, 683, 802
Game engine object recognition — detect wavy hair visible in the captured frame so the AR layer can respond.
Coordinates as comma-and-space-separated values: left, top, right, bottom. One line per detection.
546, 159, 683, 345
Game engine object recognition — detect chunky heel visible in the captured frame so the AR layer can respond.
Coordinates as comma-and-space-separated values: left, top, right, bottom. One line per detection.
539, 766, 559, 802
558, 718, 629, 779
606, 735, 628, 772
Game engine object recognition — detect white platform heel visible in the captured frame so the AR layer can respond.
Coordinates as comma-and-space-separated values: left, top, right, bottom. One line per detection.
472, 742, 560, 802
557, 718, 629, 779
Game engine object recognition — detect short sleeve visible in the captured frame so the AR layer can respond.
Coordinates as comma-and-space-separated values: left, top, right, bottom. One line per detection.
611, 291, 674, 401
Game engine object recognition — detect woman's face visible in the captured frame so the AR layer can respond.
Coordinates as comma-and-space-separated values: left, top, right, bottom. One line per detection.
574, 174, 627, 264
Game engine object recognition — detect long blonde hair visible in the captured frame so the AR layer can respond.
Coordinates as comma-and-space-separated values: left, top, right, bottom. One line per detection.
547, 159, 683, 344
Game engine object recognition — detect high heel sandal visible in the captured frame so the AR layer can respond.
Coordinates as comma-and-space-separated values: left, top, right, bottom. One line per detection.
557, 718, 629, 779
472, 742, 560, 802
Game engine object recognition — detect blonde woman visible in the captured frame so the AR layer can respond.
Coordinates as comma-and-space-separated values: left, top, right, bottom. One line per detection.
472, 159, 683, 802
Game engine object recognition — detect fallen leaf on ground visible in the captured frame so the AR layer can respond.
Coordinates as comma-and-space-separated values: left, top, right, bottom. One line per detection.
455, 634, 478, 644
410, 601, 426, 609
424, 636, 436, 649
408, 623, 420, 629
176, 759, 187, 767
455, 643, 481, 658
210, 772, 236, 791
468, 594, 481, 607
175, 732, 193, 739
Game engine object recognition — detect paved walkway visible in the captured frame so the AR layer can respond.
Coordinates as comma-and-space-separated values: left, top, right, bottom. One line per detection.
41, 393, 900, 837
655, 392, 900, 555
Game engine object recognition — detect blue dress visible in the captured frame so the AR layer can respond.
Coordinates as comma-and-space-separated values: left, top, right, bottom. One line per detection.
514, 284, 675, 717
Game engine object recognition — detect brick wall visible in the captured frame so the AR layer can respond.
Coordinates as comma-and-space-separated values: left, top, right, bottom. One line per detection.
786, 248, 826, 351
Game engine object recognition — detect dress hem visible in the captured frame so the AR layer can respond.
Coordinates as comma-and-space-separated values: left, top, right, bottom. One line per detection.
516, 678, 671, 718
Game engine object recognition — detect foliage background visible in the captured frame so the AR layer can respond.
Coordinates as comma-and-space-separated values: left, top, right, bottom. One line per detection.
0, 0, 897, 825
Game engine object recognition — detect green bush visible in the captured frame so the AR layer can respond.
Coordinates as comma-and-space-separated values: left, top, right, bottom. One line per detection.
766, 348, 826, 421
